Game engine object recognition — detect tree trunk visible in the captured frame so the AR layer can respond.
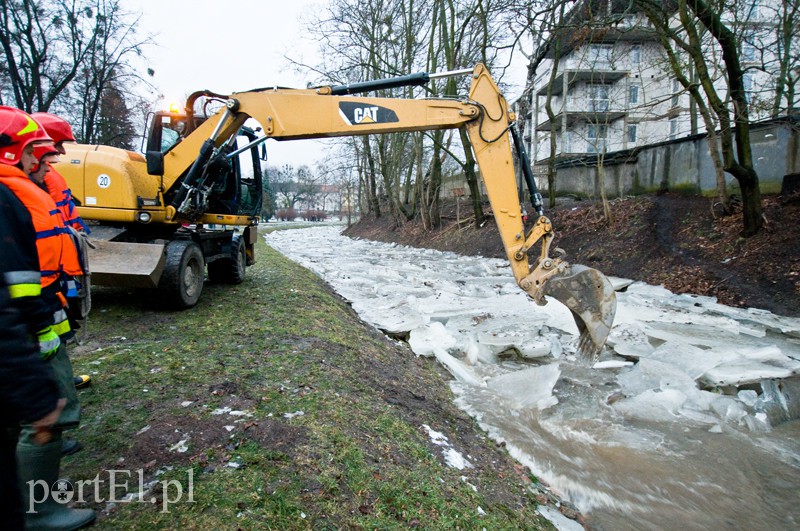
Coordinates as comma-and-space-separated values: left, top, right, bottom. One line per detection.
362, 137, 381, 218
686, 0, 763, 235
543, 35, 561, 208
414, 134, 432, 230
428, 130, 444, 228
458, 128, 484, 227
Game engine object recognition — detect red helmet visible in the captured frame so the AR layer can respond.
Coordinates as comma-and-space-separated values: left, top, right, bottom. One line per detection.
33, 142, 60, 162
0, 106, 53, 166
31, 112, 76, 144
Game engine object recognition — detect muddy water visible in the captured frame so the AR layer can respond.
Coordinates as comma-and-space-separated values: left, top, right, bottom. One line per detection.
453, 367, 800, 530
266, 226, 800, 530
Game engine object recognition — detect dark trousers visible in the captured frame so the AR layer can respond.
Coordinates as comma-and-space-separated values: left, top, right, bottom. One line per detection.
0, 427, 24, 530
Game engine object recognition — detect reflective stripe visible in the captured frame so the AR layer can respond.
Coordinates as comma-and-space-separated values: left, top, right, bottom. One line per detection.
4, 270, 41, 285
65, 278, 79, 297
8, 283, 42, 299
38, 333, 61, 358
4, 271, 43, 298
52, 319, 71, 336
53, 309, 68, 323
46, 172, 89, 234
36, 226, 72, 239
52, 309, 71, 336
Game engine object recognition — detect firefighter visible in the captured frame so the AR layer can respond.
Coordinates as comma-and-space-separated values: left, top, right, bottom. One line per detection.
0, 106, 95, 529
0, 180, 65, 530
29, 113, 93, 392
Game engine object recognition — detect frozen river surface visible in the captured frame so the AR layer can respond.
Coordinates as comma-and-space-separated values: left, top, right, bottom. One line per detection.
266, 225, 800, 530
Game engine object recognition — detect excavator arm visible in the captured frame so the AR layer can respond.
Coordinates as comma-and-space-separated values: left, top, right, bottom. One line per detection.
165, 64, 616, 356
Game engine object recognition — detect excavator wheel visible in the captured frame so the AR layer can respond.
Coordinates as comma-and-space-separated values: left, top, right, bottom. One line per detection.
208, 236, 246, 285
159, 240, 205, 309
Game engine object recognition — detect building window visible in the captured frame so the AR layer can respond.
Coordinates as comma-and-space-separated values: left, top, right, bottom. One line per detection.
671, 78, 681, 108
587, 124, 607, 153
631, 44, 641, 66
588, 44, 613, 68
742, 32, 756, 62
742, 42, 756, 62
747, 1, 763, 20
669, 118, 678, 140
743, 73, 753, 103
628, 125, 637, 143
629, 84, 639, 105
589, 84, 610, 112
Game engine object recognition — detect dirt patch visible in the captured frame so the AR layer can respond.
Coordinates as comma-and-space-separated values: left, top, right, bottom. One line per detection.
345, 193, 800, 317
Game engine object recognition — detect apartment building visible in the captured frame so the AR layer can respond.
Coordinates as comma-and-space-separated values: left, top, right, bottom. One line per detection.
528, 1, 788, 171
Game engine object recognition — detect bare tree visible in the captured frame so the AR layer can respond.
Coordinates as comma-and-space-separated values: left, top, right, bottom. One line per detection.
0, 0, 150, 146
648, 0, 763, 235
636, 3, 730, 211
69, 0, 151, 145
760, 0, 800, 117
94, 77, 135, 148
270, 164, 314, 210
0, 0, 95, 112
301, 0, 517, 229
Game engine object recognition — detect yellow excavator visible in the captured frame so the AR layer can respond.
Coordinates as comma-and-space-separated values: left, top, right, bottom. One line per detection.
54, 64, 616, 355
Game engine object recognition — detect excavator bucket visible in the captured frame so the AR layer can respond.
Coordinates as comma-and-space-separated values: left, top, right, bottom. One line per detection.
89, 240, 167, 289
541, 263, 617, 360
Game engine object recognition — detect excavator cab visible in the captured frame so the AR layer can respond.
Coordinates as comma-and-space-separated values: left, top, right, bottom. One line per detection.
144, 110, 263, 220
143, 109, 204, 154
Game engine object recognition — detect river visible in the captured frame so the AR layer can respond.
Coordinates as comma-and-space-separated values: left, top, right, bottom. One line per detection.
265, 225, 800, 530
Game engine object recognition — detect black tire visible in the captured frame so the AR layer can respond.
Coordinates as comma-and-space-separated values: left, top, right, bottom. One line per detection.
159, 240, 205, 309
208, 236, 246, 285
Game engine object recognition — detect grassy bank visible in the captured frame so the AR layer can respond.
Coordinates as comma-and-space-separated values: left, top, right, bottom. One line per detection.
62, 233, 552, 529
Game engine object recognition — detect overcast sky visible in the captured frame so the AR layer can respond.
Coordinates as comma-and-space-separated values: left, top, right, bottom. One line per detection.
127, 0, 328, 168
125, 0, 527, 169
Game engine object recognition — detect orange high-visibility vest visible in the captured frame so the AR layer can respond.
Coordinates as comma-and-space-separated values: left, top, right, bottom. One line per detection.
44, 164, 87, 232
0, 165, 82, 285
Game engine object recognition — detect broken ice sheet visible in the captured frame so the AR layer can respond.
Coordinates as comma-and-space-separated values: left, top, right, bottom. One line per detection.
640, 342, 730, 379
433, 349, 483, 387
702, 362, 793, 387
408, 322, 457, 357
486, 363, 561, 410
612, 388, 687, 422
616, 358, 699, 396
593, 360, 634, 369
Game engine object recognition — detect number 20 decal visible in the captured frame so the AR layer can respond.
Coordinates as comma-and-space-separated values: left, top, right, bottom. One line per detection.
97, 174, 111, 188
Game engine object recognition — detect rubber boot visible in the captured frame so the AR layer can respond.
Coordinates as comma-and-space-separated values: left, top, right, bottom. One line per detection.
17, 432, 95, 530
73, 375, 91, 389
61, 439, 83, 456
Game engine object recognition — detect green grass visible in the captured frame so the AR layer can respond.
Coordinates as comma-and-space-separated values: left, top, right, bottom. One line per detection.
61, 233, 552, 529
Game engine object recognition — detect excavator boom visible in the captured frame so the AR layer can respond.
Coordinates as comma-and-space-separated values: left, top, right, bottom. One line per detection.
174, 64, 616, 355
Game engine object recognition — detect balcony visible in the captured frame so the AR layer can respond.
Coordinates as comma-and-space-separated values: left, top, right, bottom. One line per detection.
543, 13, 659, 59
535, 101, 627, 132
536, 69, 629, 96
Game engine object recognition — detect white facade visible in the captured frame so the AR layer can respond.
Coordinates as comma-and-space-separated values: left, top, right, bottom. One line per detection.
529, 2, 790, 165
